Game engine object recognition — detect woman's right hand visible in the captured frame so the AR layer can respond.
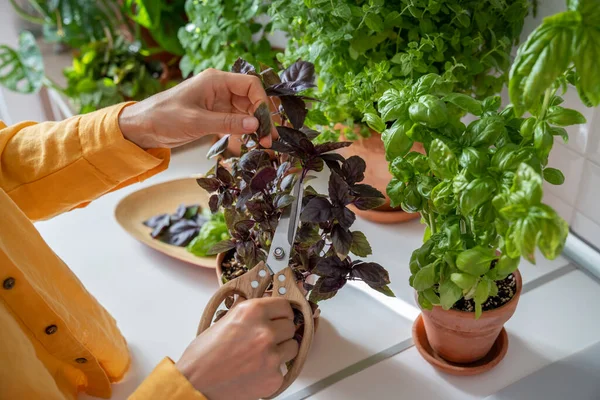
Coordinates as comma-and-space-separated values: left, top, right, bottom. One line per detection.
176, 297, 298, 400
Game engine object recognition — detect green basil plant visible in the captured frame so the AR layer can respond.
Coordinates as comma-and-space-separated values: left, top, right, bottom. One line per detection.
270, 0, 532, 141
377, 0, 600, 318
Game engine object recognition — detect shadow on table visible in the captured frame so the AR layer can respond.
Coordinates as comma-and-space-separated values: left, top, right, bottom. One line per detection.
438, 333, 550, 398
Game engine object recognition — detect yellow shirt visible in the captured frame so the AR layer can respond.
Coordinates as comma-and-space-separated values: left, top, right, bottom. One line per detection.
0, 103, 207, 400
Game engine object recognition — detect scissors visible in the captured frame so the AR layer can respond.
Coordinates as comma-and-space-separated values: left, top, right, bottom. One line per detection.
197, 175, 314, 399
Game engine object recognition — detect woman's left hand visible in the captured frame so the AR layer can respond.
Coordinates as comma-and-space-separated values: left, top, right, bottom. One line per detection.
118, 68, 276, 149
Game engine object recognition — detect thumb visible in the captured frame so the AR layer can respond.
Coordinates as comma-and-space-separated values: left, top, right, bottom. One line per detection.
202, 110, 259, 135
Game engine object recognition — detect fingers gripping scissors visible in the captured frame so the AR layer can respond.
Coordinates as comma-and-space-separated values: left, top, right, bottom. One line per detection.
197, 175, 314, 398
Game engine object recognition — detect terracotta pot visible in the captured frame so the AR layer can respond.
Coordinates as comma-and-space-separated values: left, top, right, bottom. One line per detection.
416, 269, 522, 364
336, 124, 423, 221
215, 252, 320, 331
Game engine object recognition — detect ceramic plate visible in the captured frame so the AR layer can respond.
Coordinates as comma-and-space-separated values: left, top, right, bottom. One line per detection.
114, 177, 217, 269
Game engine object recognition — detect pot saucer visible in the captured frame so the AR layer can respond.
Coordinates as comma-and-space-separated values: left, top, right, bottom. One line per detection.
412, 314, 509, 376
348, 204, 421, 224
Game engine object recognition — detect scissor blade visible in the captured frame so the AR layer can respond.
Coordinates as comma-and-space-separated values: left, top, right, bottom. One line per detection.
266, 176, 304, 275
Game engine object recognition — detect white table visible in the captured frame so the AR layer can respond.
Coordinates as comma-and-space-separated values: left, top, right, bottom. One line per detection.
35, 139, 600, 399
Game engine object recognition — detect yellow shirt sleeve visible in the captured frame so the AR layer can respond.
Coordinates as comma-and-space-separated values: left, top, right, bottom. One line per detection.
0, 102, 170, 221
129, 358, 208, 400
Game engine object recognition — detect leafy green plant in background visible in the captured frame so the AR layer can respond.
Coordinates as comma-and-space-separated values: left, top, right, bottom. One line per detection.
0, 31, 46, 94
178, 0, 278, 77
270, 0, 531, 140
377, 0, 600, 318
63, 37, 165, 113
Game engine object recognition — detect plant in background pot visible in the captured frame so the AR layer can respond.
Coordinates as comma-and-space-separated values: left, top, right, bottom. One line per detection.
195, 57, 394, 332
269, 0, 532, 222
376, 0, 600, 373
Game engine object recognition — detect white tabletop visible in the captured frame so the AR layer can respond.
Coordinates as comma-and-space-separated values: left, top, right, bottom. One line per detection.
34, 138, 600, 399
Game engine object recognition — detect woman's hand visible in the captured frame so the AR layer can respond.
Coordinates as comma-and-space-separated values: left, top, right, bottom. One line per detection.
176, 297, 298, 400
118, 68, 275, 149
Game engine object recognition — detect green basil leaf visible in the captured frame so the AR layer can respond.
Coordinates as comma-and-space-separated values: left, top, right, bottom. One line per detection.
520, 117, 536, 139
465, 116, 507, 148
417, 291, 433, 310
125, 0, 161, 28
390, 157, 414, 181
573, 26, 600, 106
414, 73, 441, 97
534, 122, 554, 161
546, 106, 586, 126
429, 139, 458, 180
423, 288, 441, 306
382, 119, 414, 161
387, 178, 404, 208
450, 272, 478, 290
431, 181, 456, 214
509, 11, 579, 115
456, 246, 497, 276
409, 95, 448, 128
459, 147, 489, 177
543, 167, 565, 185
439, 279, 463, 310
473, 279, 491, 318
549, 126, 569, 142
459, 177, 496, 215
443, 93, 483, 116
482, 96, 502, 113
365, 13, 384, 32
495, 255, 520, 279
378, 89, 409, 122
412, 263, 437, 291
402, 182, 424, 212
0, 31, 44, 94
537, 205, 569, 259
363, 112, 386, 133
512, 163, 544, 206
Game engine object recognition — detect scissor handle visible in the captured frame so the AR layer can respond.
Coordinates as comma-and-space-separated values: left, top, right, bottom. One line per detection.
264, 267, 315, 399
197, 261, 272, 335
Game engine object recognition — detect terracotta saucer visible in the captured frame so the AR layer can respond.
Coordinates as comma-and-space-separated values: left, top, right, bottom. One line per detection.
412, 314, 509, 376
348, 204, 421, 224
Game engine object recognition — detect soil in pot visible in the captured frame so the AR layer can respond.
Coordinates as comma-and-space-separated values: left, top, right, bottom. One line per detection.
337, 125, 422, 224
416, 269, 522, 367
215, 250, 320, 338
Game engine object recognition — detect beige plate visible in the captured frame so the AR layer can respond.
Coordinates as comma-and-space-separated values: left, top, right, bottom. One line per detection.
114, 177, 217, 269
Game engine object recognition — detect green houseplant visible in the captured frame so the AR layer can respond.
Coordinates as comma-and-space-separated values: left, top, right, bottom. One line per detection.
377, 0, 600, 370
269, 0, 532, 222
196, 58, 394, 327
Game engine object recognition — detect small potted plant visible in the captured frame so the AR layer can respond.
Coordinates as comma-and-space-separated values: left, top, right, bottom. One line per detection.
376, 0, 599, 373
196, 58, 394, 328
269, 0, 532, 222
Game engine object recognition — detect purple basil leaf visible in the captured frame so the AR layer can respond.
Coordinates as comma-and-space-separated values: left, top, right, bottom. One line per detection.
353, 197, 386, 210
161, 219, 199, 246
276, 126, 315, 154
231, 58, 256, 75
173, 204, 187, 220
260, 67, 281, 86
319, 276, 347, 293
332, 206, 356, 229
314, 256, 351, 278
308, 277, 339, 302
276, 194, 295, 209
304, 157, 324, 172
280, 60, 316, 85
280, 173, 296, 190
254, 103, 272, 139
144, 213, 169, 229
216, 164, 234, 185
234, 220, 255, 236
342, 156, 366, 185
301, 197, 333, 223
351, 184, 384, 198
351, 262, 391, 288
196, 213, 209, 226
331, 225, 352, 257
209, 194, 219, 213
196, 177, 221, 192
239, 149, 270, 171
265, 86, 297, 97
207, 135, 230, 159
280, 95, 307, 129
300, 126, 320, 140
236, 186, 252, 210
329, 172, 351, 206
314, 141, 352, 154
269, 139, 296, 153
220, 191, 233, 208
310, 239, 326, 257
250, 166, 277, 192
270, 81, 316, 93
321, 153, 345, 174
208, 239, 236, 256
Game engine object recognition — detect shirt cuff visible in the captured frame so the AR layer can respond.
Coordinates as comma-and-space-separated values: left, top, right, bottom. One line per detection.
78, 102, 170, 186
129, 358, 208, 400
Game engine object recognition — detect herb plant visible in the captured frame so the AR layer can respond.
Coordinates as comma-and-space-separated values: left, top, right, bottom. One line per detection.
178, 0, 278, 77
270, 0, 531, 137
196, 58, 394, 303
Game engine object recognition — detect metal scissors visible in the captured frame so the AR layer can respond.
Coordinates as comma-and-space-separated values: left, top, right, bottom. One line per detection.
197, 175, 314, 399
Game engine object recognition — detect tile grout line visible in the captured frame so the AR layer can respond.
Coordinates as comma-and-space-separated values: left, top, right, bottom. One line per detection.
280, 262, 576, 400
